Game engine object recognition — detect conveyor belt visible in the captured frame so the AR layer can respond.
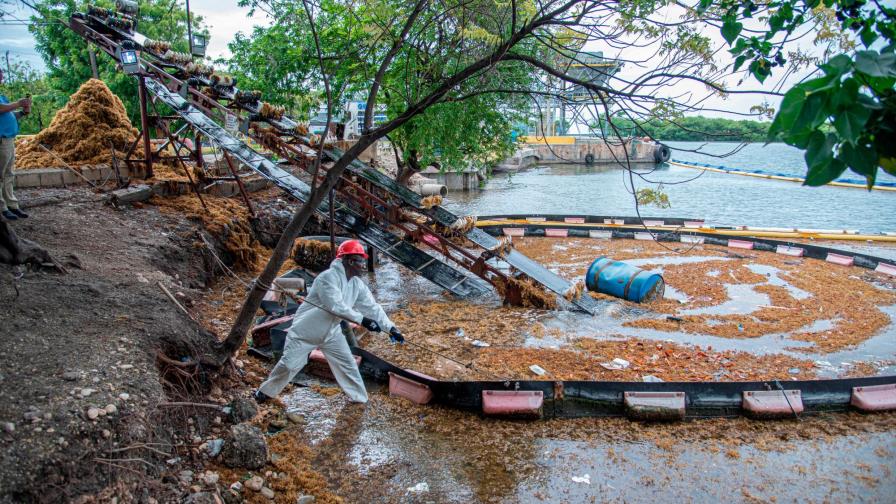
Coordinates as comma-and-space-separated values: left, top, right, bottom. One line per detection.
327, 148, 601, 314
142, 79, 489, 297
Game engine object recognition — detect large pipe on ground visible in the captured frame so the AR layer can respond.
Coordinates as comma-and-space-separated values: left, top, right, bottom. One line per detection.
418, 183, 448, 196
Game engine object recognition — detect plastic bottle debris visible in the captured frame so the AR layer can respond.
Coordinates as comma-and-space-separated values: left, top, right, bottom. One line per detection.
455, 328, 466, 338
571, 474, 591, 485
529, 365, 547, 376
788, 368, 801, 375
407, 482, 429, 493
472, 340, 490, 347
600, 358, 630, 371
642, 375, 663, 383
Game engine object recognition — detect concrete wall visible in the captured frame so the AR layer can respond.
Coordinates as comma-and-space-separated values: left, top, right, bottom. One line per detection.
526, 139, 656, 164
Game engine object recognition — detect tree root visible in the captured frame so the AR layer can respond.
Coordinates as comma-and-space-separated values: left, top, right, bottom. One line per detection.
0, 221, 67, 273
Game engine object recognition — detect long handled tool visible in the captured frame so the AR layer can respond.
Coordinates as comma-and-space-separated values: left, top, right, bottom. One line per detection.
276, 288, 507, 380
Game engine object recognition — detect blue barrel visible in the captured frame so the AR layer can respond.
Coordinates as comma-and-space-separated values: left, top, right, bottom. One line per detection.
585, 257, 665, 303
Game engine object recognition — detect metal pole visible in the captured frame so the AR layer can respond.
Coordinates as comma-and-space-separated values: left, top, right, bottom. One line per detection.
222, 150, 256, 218
186, 0, 193, 57
88, 46, 99, 79
137, 75, 153, 178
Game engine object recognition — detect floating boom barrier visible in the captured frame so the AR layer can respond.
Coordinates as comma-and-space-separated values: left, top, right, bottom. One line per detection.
669, 159, 896, 192
476, 214, 896, 243
246, 216, 896, 420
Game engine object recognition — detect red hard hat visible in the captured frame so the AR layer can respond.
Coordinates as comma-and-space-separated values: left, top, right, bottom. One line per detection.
336, 239, 368, 259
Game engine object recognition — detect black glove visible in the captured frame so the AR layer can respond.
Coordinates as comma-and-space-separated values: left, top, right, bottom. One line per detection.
389, 326, 405, 344
361, 317, 382, 332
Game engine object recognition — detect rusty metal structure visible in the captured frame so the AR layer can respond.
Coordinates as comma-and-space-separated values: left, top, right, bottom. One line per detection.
63, 4, 600, 313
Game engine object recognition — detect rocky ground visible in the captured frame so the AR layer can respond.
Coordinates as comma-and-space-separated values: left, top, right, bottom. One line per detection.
0, 186, 323, 503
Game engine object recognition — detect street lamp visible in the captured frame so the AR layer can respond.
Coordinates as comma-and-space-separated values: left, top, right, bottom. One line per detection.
190, 34, 208, 57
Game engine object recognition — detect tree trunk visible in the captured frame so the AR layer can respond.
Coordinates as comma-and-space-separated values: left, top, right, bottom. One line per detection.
396, 149, 422, 187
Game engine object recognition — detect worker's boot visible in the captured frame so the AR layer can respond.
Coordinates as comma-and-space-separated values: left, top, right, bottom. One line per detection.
253, 390, 271, 404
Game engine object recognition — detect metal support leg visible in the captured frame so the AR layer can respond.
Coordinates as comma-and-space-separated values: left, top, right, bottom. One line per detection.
137, 76, 153, 178
222, 150, 255, 217
195, 133, 203, 169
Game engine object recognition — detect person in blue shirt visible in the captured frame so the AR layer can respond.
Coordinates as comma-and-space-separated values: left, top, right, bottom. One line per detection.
0, 67, 32, 221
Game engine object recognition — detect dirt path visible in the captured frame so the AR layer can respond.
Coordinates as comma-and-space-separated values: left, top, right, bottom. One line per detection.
0, 188, 214, 502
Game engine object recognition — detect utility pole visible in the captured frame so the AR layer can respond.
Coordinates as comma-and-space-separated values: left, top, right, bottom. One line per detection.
4, 50, 10, 75
185, 0, 193, 57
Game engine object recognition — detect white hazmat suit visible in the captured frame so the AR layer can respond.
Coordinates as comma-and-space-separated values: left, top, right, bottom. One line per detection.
257, 258, 394, 403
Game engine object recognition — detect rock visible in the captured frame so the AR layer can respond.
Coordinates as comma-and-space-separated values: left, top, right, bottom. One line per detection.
61, 371, 80, 381
260, 487, 275, 499
178, 470, 194, 484
286, 413, 304, 424
2, 422, 14, 433
119, 364, 134, 370
296, 496, 315, 504
183, 492, 221, 504
244, 475, 264, 492
221, 490, 242, 504
102, 429, 111, 438
221, 424, 268, 469
105, 404, 118, 415
205, 438, 225, 457
228, 398, 258, 423
23, 411, 42, 422
118, 393, 130, 401
80, 388, 96, 398
87, 407, 101, 420
200, 471, 220, 486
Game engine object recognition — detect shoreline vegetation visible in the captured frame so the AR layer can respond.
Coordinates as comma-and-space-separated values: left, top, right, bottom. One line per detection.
608, 116, 770, 143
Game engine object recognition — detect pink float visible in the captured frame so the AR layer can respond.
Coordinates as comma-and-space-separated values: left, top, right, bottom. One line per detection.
851, 384, 896, 411
481, 390, 544, 418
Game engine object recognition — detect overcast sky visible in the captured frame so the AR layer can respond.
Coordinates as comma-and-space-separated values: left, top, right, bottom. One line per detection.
2, 0, 824, 120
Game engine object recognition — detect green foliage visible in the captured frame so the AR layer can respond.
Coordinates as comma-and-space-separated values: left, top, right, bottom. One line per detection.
0, 58, 66, 135
609, 115, 770, 142
716, 0, 896, 187
636, 187, 671, 208
228, 0, 535, 172
29, 0, 207, 125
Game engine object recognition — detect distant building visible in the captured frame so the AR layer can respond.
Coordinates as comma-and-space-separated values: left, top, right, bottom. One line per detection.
308, 100, 387, 138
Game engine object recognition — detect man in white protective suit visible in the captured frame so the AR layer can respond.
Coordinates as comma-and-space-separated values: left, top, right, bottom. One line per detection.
254, 239, 404, 403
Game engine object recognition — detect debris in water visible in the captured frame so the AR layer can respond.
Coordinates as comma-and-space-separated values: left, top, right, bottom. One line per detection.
564, 280, 585, 302
407, 482, 429, 493
571, 474, 591, 484
599, 358, 630, 371
529, 364, 547, 376
472, 340, 490, 347
642, 374, 664, 382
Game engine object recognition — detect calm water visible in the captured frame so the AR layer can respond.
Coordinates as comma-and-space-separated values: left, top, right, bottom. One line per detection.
446, 142, 896, 232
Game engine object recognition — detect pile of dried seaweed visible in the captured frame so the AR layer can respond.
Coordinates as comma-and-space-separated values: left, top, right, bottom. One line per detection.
292, 238, 333, 272
16, 79, 138, 169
